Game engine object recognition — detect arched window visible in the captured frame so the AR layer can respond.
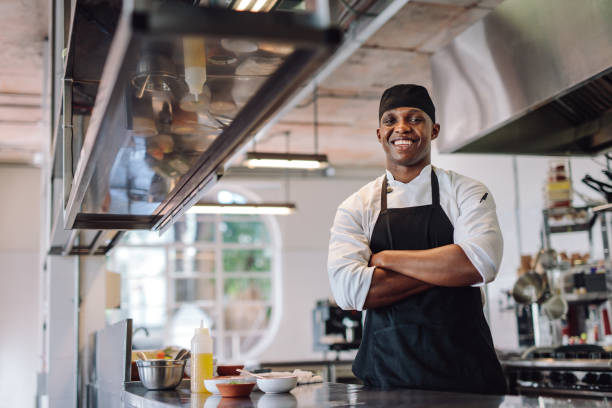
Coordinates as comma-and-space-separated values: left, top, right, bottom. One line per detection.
107, 186, 281, 362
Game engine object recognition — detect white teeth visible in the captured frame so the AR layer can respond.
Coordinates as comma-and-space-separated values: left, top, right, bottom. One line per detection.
393, 139, 413, 145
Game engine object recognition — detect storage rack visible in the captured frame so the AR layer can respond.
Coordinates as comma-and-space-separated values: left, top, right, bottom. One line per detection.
541, 206, 606, 260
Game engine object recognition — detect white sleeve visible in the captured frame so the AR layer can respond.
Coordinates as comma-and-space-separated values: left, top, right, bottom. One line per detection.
453, 179, 503, 286
327, 199, 375, 311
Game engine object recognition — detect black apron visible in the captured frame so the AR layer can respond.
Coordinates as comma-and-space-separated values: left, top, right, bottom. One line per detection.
352, 169, 507, 395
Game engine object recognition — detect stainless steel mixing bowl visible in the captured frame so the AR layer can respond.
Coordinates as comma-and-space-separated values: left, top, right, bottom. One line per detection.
136, 360, 186, 390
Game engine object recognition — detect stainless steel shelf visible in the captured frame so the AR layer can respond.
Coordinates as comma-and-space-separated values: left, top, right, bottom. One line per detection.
563, 292, 610, 303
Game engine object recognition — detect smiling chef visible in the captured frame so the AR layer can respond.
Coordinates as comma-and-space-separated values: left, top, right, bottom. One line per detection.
327, 84, 507, 394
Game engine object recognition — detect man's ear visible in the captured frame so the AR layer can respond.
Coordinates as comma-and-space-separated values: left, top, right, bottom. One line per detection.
431, 123, 440, 141
376, 128, 382, 144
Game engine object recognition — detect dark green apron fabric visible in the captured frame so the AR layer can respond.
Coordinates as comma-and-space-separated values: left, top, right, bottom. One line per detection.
352, 170, 507, 394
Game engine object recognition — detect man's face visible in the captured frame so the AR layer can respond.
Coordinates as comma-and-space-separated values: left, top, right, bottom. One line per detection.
376, 107, 440, 168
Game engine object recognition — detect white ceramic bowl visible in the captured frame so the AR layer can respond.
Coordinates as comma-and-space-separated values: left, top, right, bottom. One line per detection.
204, 376, 256, 394
256, 376, 298, 393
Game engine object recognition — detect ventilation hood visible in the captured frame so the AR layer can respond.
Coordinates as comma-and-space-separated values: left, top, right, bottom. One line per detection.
431, 0, 612, 155
59, 0, 341, 232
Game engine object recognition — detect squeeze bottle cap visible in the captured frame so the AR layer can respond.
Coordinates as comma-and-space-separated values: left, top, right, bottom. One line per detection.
194, 320, 210, 336
195, 327, 210, 336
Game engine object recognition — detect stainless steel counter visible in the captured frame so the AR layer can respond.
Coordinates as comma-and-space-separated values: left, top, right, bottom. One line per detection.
112, 381, 612, 408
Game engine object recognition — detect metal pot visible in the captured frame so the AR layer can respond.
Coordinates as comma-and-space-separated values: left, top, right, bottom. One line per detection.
534, 248, 558, 271
512, 271, 547, 304
541, 294, 569, 320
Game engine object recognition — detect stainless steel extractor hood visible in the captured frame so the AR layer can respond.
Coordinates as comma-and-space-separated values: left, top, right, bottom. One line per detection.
431, 0, 612, 155
60, 0, 341, 231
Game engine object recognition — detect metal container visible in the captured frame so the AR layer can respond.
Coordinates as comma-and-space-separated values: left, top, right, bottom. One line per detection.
136, 360, 186, 390
512, 272, 547, 304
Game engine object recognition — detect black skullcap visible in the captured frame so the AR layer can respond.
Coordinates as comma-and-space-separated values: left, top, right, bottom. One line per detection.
378, 84, 435, 123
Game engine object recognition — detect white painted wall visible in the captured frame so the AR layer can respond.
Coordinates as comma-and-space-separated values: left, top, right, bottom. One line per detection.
0, 166, 42, 408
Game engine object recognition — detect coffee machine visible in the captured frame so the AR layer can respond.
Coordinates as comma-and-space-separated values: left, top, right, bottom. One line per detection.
312, 299, 363, 355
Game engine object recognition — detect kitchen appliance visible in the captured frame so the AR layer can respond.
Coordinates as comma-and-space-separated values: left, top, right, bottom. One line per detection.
503, 345, 612, 398
312, 300, 362, 355
431, 0, 612, 155
60, 0, 342, 232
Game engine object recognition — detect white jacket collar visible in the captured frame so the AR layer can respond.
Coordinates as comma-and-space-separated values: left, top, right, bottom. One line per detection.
385, 164, 432, 185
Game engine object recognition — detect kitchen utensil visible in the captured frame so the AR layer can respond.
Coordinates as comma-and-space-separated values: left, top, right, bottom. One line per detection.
216, 382, 255, 398
237, 368, 267, 379
256, 375, 298, 394
174, 349, 189, 361
136, 360, 186, 390
582, 175, 612, 203
136, 351, 148, 361
204, 376, 256, 394
534, 248, 558, 270
541, 294, 568, 320
512, 272, 547, 304
217, 365, 244, 376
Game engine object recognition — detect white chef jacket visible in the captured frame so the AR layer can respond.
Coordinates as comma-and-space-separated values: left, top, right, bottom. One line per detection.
327, 164, 503, 311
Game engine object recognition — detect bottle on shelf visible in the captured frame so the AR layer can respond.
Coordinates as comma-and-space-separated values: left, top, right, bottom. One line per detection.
190, 320, 214, 393
544, 159, 572, 210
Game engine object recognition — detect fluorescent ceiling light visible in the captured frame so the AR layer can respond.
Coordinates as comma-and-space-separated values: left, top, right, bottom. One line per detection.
245, 152, 329, 170
251, 0, 270, 12
233, 0, 278, 12
234, 0, 253, 11
187, 203, 296, 215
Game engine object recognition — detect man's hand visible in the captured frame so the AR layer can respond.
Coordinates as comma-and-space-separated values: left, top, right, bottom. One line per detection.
370, 252, 384, 268
363, 264, 433, 309
369, 244, 482, 287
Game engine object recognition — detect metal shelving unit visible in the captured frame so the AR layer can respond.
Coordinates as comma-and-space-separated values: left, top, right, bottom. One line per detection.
542, 206, 606, 260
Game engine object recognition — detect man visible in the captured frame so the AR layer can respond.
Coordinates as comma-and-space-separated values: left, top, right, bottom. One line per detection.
327, 84, 507, 394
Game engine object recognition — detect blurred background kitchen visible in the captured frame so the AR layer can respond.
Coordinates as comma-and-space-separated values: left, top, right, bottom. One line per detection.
1, 0, 612, 406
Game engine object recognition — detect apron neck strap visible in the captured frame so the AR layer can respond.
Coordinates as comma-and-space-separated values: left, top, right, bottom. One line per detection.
431, 167, 440, 207
381, 176, 388, 211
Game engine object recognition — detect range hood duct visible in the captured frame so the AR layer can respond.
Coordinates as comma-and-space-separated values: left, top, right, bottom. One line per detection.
431, 0, 612, 155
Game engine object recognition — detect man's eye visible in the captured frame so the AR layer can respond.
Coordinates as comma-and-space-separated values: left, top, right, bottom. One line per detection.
383, 118, 395, 125
408, 117, 423, 124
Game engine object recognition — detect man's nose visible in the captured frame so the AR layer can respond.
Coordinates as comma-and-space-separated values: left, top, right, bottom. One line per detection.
395, 120, 412, 133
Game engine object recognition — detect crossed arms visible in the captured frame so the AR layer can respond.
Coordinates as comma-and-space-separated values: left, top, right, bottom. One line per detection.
363, 245, 482, 309
327, 179, 502, 311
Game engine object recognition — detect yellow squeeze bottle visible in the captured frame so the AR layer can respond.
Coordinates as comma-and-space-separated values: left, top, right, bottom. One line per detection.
190, 321, 214, 393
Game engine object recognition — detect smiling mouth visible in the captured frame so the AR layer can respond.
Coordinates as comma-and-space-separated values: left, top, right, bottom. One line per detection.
391, 138, 418, 146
